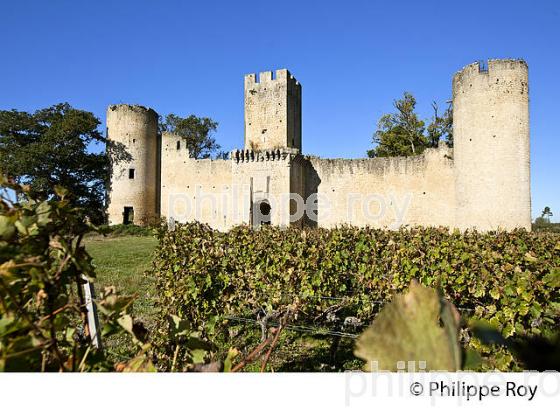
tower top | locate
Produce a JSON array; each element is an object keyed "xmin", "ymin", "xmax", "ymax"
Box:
[
  {"xmin": 452, "ymin": 59, "xmax": 528, "ymax": 91},
  {"xmin": 107, "ymin": 104, "xmax": 158, "ymax": 118},
  {"xmin": 244, "ymin": 68, "xmax": 302, "ymax": 152},
  {"xmin": 244, "ymin": 69, "xmax": 300, "ymax": 86}
]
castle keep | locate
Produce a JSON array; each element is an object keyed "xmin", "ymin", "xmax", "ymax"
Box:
[{"xmin": 107, "ymin": 59, "xmax": 531, "ymax": 231}]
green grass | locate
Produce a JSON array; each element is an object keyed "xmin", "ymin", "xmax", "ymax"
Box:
[
  {"xmin": 85, "ymin": 235, "xmax": 158, "ymax": 323},
  {"xmin": 85, "ymin": 235, "xmax": 159, "ymax": 361}
]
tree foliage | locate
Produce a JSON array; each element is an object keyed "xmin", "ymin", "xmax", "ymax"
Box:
[
  {"xmin": 535, "ymin": 207, "xmax": 555, "ymax": 229},
  {"xmin": 0, "ymin": 103, "xmax": 115, "ymax": 224},
  {"xmin": 542, "ymin": 207, "xmax": 553, "ymax": 220},
  {"xmin": 368, "ymin": 92, "xmax": 452, "ymax": 158},
  {"xmin": 159, "ymin": 114, "xmax": 223, "ymax": 159}
]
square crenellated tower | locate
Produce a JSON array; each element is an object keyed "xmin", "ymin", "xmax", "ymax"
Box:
[{"xmin": 244, "ymin": 69, "xmax": 301, "ymax": 152}]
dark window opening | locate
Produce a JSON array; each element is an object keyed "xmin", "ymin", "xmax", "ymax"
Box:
[
  {"xmin": 176, "ymin": 140, "xmax": 181, "ymax": 150},
  {"xmin": 253, "ymin": 200, "xmax": 271, "ymax": 228},
  {"xmin": 129, "ymin": 168, "xmax": 135, "ymax": 179},
  {"xmin": 123, "ymin": 207, "xmax": 134, "ymax": 225},
  {"xmin": 259, "ymin": 201, "xmax": 271, "ymax": 217}
]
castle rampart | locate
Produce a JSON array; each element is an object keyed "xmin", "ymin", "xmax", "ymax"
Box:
[
  {"xmin": 107, "ymin": 59, "xmax": 531, "ymax": 232},
  {"xmin": 299, "ymin": 145, "xmax": 455, "ymax": 228}
]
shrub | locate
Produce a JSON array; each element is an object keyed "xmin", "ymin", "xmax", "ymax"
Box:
[
  {"xmin": 96, "ymin": 224, "xmax": 155, "ymax": 237},
  {"xmin": 533, "ymin": 222, "xmax": 560, "ymax": 234},
  {"xmin": 150, "ymin": 222, "xmax": 560, "ymax": 371},
  {"xmin": 0, "ymin": 177, "xmax": 153, "ymax": 371}
]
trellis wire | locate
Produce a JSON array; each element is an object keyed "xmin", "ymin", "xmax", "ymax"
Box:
[{"xmin": 224, "ymin": 315, "xmax": 359, "ymax": 339}]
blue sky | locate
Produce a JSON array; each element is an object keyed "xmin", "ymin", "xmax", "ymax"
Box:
[{"xmin": 0, "ymin": 0, "xmax": 558, "ymax": 221}]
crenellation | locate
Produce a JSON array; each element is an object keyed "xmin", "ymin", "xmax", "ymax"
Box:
[
  {"xmin": 453, "ymin": 59, "xmax": 528, "ymax": 93},
  {"xmin": 276, "ymin": 69, "xmax": 288, "ymax": 80},
  {"xmin": 244, "ymin": 73, "xmax": 257, "ymax": 86},
  {"xmin": 245, "ymin": 69, "xmax": 297, "ymax": 84},
  {"xmin": 231, "ymin": 147, "xmax": 298, "ymax": 163},
  {"xmin": 259, "ymin": 71, "xmax": 273, "ymax": 83}
]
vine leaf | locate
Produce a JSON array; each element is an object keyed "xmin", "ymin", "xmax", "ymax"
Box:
[
  {"xmin": 223, "ymin": 348, "xmax": 239, "ymax": 372},
  {"xmin": 354, "ymin": 280, "xmax": 462, "ymax": 371}
]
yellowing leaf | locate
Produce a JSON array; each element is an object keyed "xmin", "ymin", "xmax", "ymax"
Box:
[
  {"xmin": 354, "ymin": 281, "xmax": 461, "ymax": 371},
  {"xmin": 489, "ymin": 288, "xmax": 501, "ymax": 300},
  {"xmin": 524, "ymin": 252, "xmax": 538, "ymax": 263}
]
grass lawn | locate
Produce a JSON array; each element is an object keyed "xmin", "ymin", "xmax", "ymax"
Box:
[{"xmin": 85, "ymin": 235, "xmax": 159, "ymax": 346}]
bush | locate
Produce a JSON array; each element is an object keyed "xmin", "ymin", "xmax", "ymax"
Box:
[
  {"xmin": 150, "ymin": 222, "xmax": 560, "ymax": 371},
  {"xmin": 533, "ymin": 221, "xmax": 560, "ymax": 234},
  {"xmin": 96, "ymin": 224, "xmax": 155, "ymax": 237},
  {"xmin": 0, "ymin": 178, "xmax": 153, "ymax": 371}
]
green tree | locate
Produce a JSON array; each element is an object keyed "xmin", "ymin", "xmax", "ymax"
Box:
[
  {"xmin": 541, "ymin": 206, "xmax": 553, "ymax": 222},
  {"xmin": 0, "ymin": 103, "xmax": 117, "ymax": 224},
  {"xmin": 427, "ymin": 101, "xmax": 453, "ymax": 147},
  {"xmin": 367, "ymin": 92, "xmax": 452, "ymax": 158},
  {"xmin": 159, "ymin": 114, "xmax": 223, "ymax": 159}
]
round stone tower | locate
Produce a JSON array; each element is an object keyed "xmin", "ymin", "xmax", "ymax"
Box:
[
  {"xmin": 106, "ymin": 104, "xmax": 159, "ymax": 226},
  {"xmin": 452, "ymin": 59, "xmax": 531, "ymax": 231}
]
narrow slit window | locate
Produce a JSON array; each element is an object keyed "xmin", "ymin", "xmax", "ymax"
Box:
[
  {"xmin": 129, "ymin": 168, "xmax": 135, "ymax": 179},
  {"xmin": 176, "ymin": 140, "xmax": 181, "ymax": 150}
]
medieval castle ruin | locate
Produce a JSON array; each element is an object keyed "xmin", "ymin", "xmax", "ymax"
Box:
[{"xmin": 107, "ymin": 59, "xmax": 531, "ymax": 231}]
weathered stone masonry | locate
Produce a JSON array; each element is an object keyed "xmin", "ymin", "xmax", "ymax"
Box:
[{"xmin": 107, "ymin": 60, "xmax": 531, "ymax": 231}]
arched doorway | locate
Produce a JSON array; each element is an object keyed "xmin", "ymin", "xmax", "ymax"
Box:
[{"xmin": 252, "ymin": 199, "xmax": 271, "ymax": 227}]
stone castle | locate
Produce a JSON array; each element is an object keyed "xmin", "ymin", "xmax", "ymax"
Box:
[{"xmin": 107, "ymin": 59, "xmax": 531, "ymax": 231}]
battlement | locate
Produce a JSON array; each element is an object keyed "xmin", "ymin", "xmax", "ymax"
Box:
[
  {"xmin": 453, "ymin": 59, "xmax": 528, "ymax": 88},
  {"xmin": 304, "ymin": 145, "xmax": 452, "ymax": 176},
  {"xmin": 162, "ymin": 131, "xmax": 180, "ymax": 138},
  {"xmin": 231, "ymin": 147, "xmax": 300, "ymax": 164},
  {"xmin": 244, "ymin": 69, "xmax": 300, "ymax": 86}
]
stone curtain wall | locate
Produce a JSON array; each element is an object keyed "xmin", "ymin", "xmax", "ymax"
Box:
[
  {"xmin": 300, "ymin": 145, "xmax": 456, "ymax": 229},
  {"xmin": 160, "ymin": 132, "xmax": 234, "ymax": 230},
  {"xmin": 160, "ymin": 137, "xmax": 298, "ymax": 231}
]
